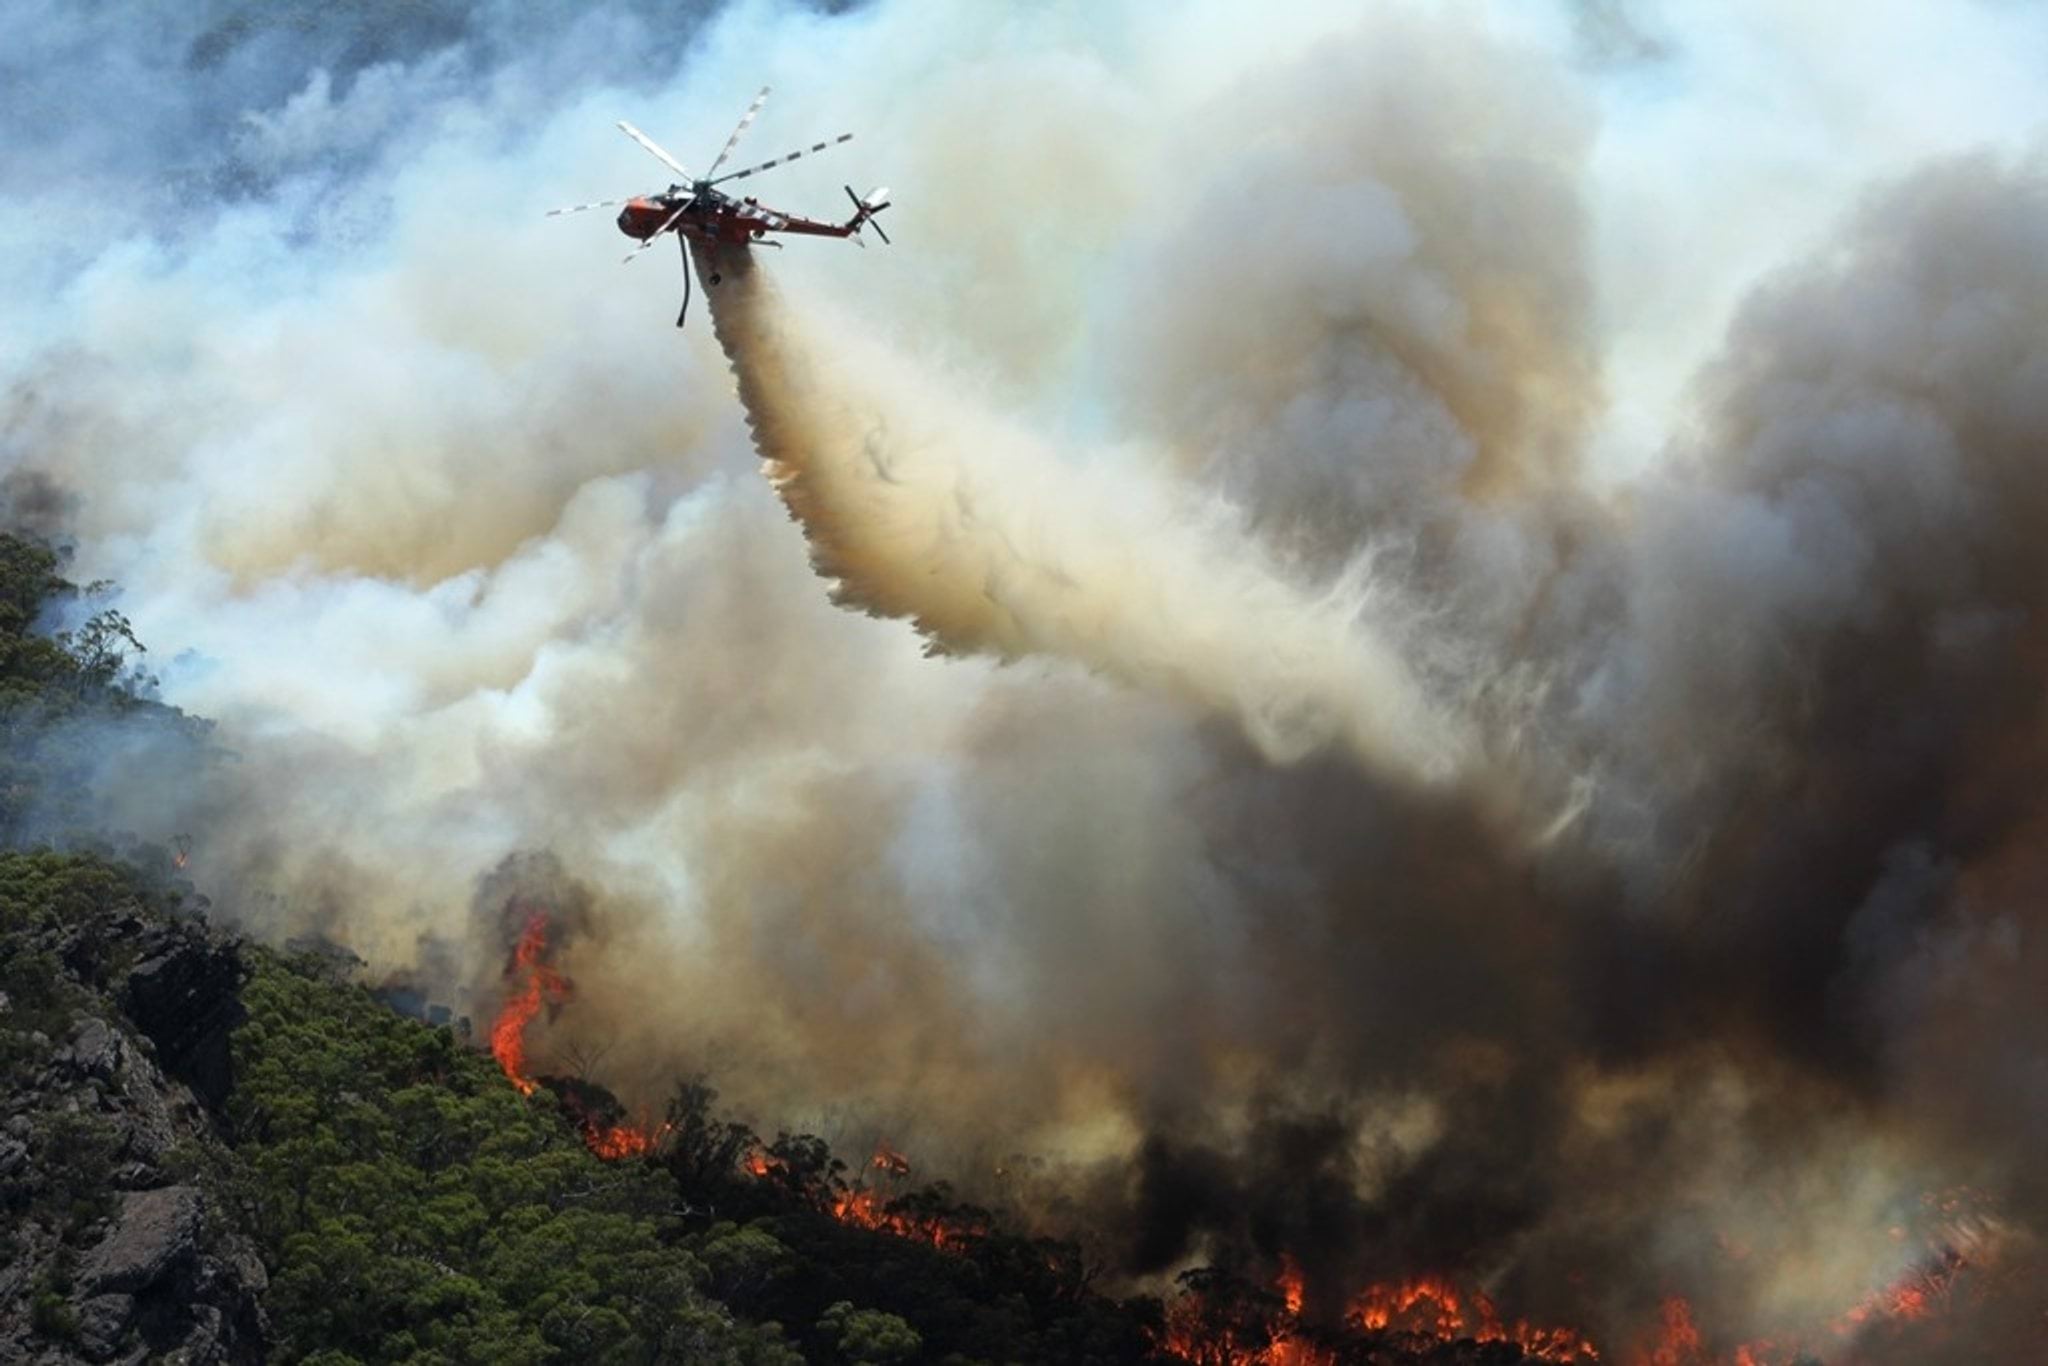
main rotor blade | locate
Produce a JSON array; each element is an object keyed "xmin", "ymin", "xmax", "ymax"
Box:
[
  {"xmin": 710, "ymin": 133, "xmax": 853, "ymax": 185},
  {"xmin": 544, "ymin": 197, "xmax": 632, "ymax": 217},
  {"xmin": 705, "ymin": 85, "xmax": 771, "ymax": 179},
  {"xmin": 616, "ymin": 120, "xmax": 693, "ymax": 182},
  {"xmin": 621, "ymin": 200, "xmax": 692, "ymax": 263}
]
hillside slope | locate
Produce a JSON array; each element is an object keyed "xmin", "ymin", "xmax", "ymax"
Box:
[{"xmin": 0, "ymin": 532, "xmax": 1587, "ymax": 1365}]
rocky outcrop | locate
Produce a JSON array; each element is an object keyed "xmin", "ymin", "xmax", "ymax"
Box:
[
  {"xmin": 59, "ymin": 1185, "xmax": 266, "ymax": 1364},
  {"xmin": 79, "ymin": 1186, "xmax": 203, "ymax": 1295},
  {"xmin": 120, "ymin": 926, "xmax": 245, "ymax": 1112},
  {"xmin": 0, "ymin": 871, "xmax": 266, "ymax": 1366}
]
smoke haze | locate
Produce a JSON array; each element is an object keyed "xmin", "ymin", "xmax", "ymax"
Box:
[{"xmin": 6, "ymin": 0, "xmax": 2048, "ymax": 1355}]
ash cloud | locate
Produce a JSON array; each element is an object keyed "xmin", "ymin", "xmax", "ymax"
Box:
[{"xmin": 6, "ymin": 0, "xmax": 2048, "ymax": 1355}]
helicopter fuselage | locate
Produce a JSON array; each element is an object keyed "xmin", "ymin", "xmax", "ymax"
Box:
[
  {"xmin": 617, "ymin": 185, "xmax": 860, "ymax": 246},
  {"xmin": 617, "ymin": 187, "xmax": 743, "ymax": 245}
]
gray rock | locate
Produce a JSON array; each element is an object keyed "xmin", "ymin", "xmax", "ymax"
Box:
[
  {"xmin": 60, "ymin": 1018, "xmax": 122, "ymax": 1080},
  {"xmin": 0, "ymin": 1136, "xmax": 26, "ymax": 1177},
  {"xmin": 73, "ymin": 1293, "xmax": 135, "ymax": 1362},
  {"xmin": 79, "ymin": 1186, "xmax": 202, "ymax": 1294},
  {"xmin": 109, "ymin": 1062, "xmax": 181, "ymax": 1172},
  {"xmin": 229, "ymin": 1244, "xmax": 268, "ymax": 1298},
  {"xmin": 179, "ymin": 1304, "xmax": 226, "ymax": 1356},
  {"xmin": 0, "ymin": 1246, "xmax": 29, "ymax": 1303}
]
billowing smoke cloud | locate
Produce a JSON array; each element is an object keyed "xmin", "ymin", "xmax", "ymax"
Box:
[{"xmin": 6, "ymin": 0, "xmax": 2048, "ymax": 1356}]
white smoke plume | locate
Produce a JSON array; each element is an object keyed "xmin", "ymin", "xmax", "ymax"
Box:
[{"xmin": 6, "ymin": 0, "xmax": 2048, "ymax": 1355}]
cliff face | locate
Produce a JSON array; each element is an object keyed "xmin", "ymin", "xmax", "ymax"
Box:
[{"xmin": 0, "ymin": 857, "xmax": 268, "ymax": 1365}]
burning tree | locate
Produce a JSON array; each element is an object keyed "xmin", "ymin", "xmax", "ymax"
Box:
[{"xmin": 1157, "ymin": 1267, "xmax": 1303, "ymax": 1366}]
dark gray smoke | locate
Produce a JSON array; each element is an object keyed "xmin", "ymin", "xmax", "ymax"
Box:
[{"xmin": 698, "ymin": 126, "xmax": 2048, "ymax": 1358}]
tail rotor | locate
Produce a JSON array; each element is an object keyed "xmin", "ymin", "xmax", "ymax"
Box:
[{"xmin": 844, "ymin": 185, "xmax": 892, "ymax": 244}]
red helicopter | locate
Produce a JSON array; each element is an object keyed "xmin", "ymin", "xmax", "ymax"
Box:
[{"xmin": 547, "ymin": 86, "xmax": 891, "ymax": 327}]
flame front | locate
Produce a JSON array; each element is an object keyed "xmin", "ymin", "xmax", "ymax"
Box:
[
  {"xmin": 829, "ymin": 1186, "xmax": 985, "ymax": 1251},
  {"xmin": 489, "ymin": 911, "xmax": 567, "ymax": 1096},
  {"xmin": 736, "ymin": 1142, "xmax": 986, "ymax": 1251},
  {"xmin": 487, "ymin": 911, "xmax": 666, "ymax": 1160},
  {"xmin": 1157, "ymin": 1265, "xmax": 1597, "ymax": 1366},
  {"xmin": 483, "ymin": 918, "xmax": 2013, "ymax": 1354},
  {"xmin": 1277, "ymin": 1255, "xmax": 1304, "ymax": 1317},
  {"xmin": 584, "ymin": 1120, "xmax": 668, "ymax": 1160},
  {"xmin": 1347, "ymin": 1277, "xmax": 1597, "ymax": 1361},
  {"xmin": 1627, "ymin": 1298, "xmax": 1703, "ymax": 1366}
]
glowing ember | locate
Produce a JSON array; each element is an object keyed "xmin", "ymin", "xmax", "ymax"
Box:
[
  {"xmin": 489, "ymin": 911, "xmax": 568, "ymax": 1097},
  {"xmin": 871, "ymin": 1143, "xmax": 911, "ymax": 1177}
]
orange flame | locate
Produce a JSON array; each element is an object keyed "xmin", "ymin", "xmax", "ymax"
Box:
[
  {"xmin": 1620, "ymin": 1197, "xmax": 1995, "ymax": 1366},
  {"xmin": 1157, "ymin": 1261, "xmax": 1598, "ymax": 1366},
  {"xmin": 1348, "ymin": 1276, "xmax": 1598, "ymax": 1361},
  {"xmin": 1276, "ymin": 1254, "xmax": 1305, "ymax": 1317},
  {"xmin": 1628, "ymin": 1297, "xmax": 1705, "ymax": 1366},
  {"xmin": 486, "ymin": 917, "xmax": 2006, "ymax": 1359},
  {"xmin": 487, "ymin": 912, "xmax": 663, "ymax": 1160},
  {"xmin": 1154, "ymin": 1272, "xmax": 1331, "ymax": 1366},
  {"xmin": 829, "ymin": 1185, "xmax": 985, "ymax": 1251},
  {"xmin": 583, "ymin": 1118, "xmax": 670, "ymax": 1160},
  {"xmin": 734, "ymin": 1142, "xmax": 981, "ymax": 1250},
  {"xmin": 586, "ymin": 1124, "xmax": 654, "ymax": 1159},
  {"xmin": 489, "ymin": 912, "xmax": 568, "ymax": 1096},
  {"xmin": 1828, "ymin": 1244, "xmax": 1961, "ymax": 1338}
]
